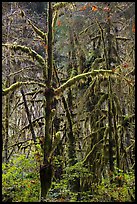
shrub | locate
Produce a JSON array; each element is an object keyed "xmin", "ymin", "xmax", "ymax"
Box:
[{"xmin": 2, "ymin": 153, "xmax": 40, "ymax": 202}]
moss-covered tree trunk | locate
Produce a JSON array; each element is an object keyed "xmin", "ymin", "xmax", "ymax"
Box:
[
  {"xmin": 40, "ymin": 2, "xmax": 53, "ymax": 201},
  {"xmin": 4, "ymin": 77, "xmax": 10, "ymax": 163},
  {"xmin": 66, "ymin": 25, "xmax": 78, "ymax": 166},
  {"xmin": 105, "ymin": 4, "xmax": 114, "ymax": 183},
  {"xmin": 108, "ymin": 77, "xmax": 114, "ymax": 182}
]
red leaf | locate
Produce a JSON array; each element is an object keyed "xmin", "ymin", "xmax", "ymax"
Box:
[
  {"xmin": 57, "ymin": 20, "xmax": 61, "ymax": 26},
  {"xmin": 122, "ymin": 63, "xmax": 129, "ymax": 68},
  {"xmin": 83, "ymin": 5, "xmax": 87, "ymax": 10},
  {"xmin": 79, "ymin": 5, "xmax": 87, "ymax": 11},
  {"xmin": 92, "ymin": 5, "xmax": 98, "ymax": 11},
  {"xmin": 103, "ymin": 6, "xmax": 110, "ymax": 12},
  {"xmin": 132, "ymin": 23, "xmax": 135, "ymax": 33}
]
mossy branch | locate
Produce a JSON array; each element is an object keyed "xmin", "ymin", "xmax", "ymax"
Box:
[
  {"xmin": 79, "ymin": 24, "xmax": 94, "ymax": 35},
  {"xmin": 3, "ymin": 44, "xmax": 46, "ymax": 66},
  {"xmin": 52, "ymin": 2, "xmax": 73, "ymax": 12},
  {"xmin": 2, "ymin": 81, "xmax": 46, "ymax": 96},
  {"xmin": 116, "ymin": 37, "xmax": 131, "ymax": 41},
  {"xmin": 82, "ymin": 138, "xmax": 104, "ymax": 164},
  {"xmin": 28, "ymin": 19, "xmax": 47, "ymax": 43},
  {"xmin": 89, "ymin": 35, "xmax": 101, "ymax": 41},
  {"xmin": 96, "ymin": 93, "xmax": 109, "ymax": 108},
  {"xmin": 95, "ymin": 18, "xmax": 108, "ymax": 69},
  {"xmin": 19, "ymin": 10, "xmax": 47, "ymax": 43},
  {"xmin": 54, "ymin": 69, "xmax": 114, "ymax": 96}
]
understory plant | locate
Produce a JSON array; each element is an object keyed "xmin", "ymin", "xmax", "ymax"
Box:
[
  {"xmin": 47, "ymin": 162, "xmax": 135, "ymax": 202},
  {"xmin": 2, "ymin": 153, "xmax": 40, "ymax": 202}
]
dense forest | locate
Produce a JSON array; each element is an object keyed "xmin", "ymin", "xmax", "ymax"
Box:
[{"xmin": 2, "ymin": 2, "xmax": 135, "ymax": 202}]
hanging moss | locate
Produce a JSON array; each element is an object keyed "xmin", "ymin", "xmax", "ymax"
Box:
[
  {"xmin": 96, "ymin": 93, "xmax": 108, "ymax": 108},
  {"xmin": 83, "ymin": 138, "xmax": 104, "ymax": 164},
  {"xmin": 112, "ymin": 93, "xmax": 122, "ymax": 114}
]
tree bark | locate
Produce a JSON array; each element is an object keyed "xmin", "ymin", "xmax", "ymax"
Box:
[
  {"xmin": 4, "ymin": 78, "xmax": 10, "ymax": 163},
  {"xmin": 108, "ymin": 77, "xmax": 114, "ymax": 183},
  {"xmin": 40, "ymin": 162, "xmax": 53, "ymax": 201},
  {"xmin": 40, "ymin": 2, "xmax": 53, "ymax": 201}
]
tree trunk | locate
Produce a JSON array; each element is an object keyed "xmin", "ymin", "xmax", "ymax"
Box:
[
  {"xmin": 40, "ymin": 161, "xmax": 53, "ymax": 201},
  {"xmin": 108, "ymin": 77, "xmax": 114, "ymax": 183},
  {"xmin": 40, "ymin": 2, "xmax": 53, "ymax": 201},
  {"xmin": 4, "ymin": 78, "xmax": 10, "ymax": 163}
]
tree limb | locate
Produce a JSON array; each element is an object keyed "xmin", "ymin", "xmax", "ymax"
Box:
[
  {"xmin": 28, "ymin": 19, "xmax": 47, "ymax": 43},
  {"xmin": 20, "ymin": 88, "xmax": 37, "ymax": 143},
  {"xmin": 8, "ymin": 139, "xmax": 33, "ymax": 149},
  {"xmin": 116, "ymin": 37, "xmax": 131, "ymax": 41},
  {"xmin": 21, "ymin": 116, "xmax": 44, "ymax": 131},
  {"xmin": 52, "ymin": 2, "xmax": 73, "ymax": 12},
  {"xmin": 2, "ymin": 81, "xmax": 46, "ymax": 96},
  {"xmin": 2, "ymin": 43, "xmax": 46, "ymax": 66},
  {"xmin": 54, "ymin": 69, "xmax": 114, "ymax": 96}
]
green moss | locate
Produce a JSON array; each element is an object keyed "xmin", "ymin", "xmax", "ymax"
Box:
[
  {"xmin": 3, "ymin": 44, "xmax": 46, "ymax": 66},
  {"xmin": 2, "ymin": 81, "xmax": 46, "ymax": 96},
  {"xmin": 55, "ymin": 69, "xmax": 114, "ymax": 96},
  {"xmin": 28, "ymin": 19, "xmax": 47, "ymax": 42}
]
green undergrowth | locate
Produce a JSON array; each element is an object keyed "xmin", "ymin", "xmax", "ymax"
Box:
[
  {"xmin": 47, "ymin": 162, "xmax": 135, "ymax": 202},
  {"xmin": 2, "ymin": 154, "xmax": 40, "ymax": 202},
  {"xmin": 2, "ymin": 155, "xmax": 135, "ymax": 202}
]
